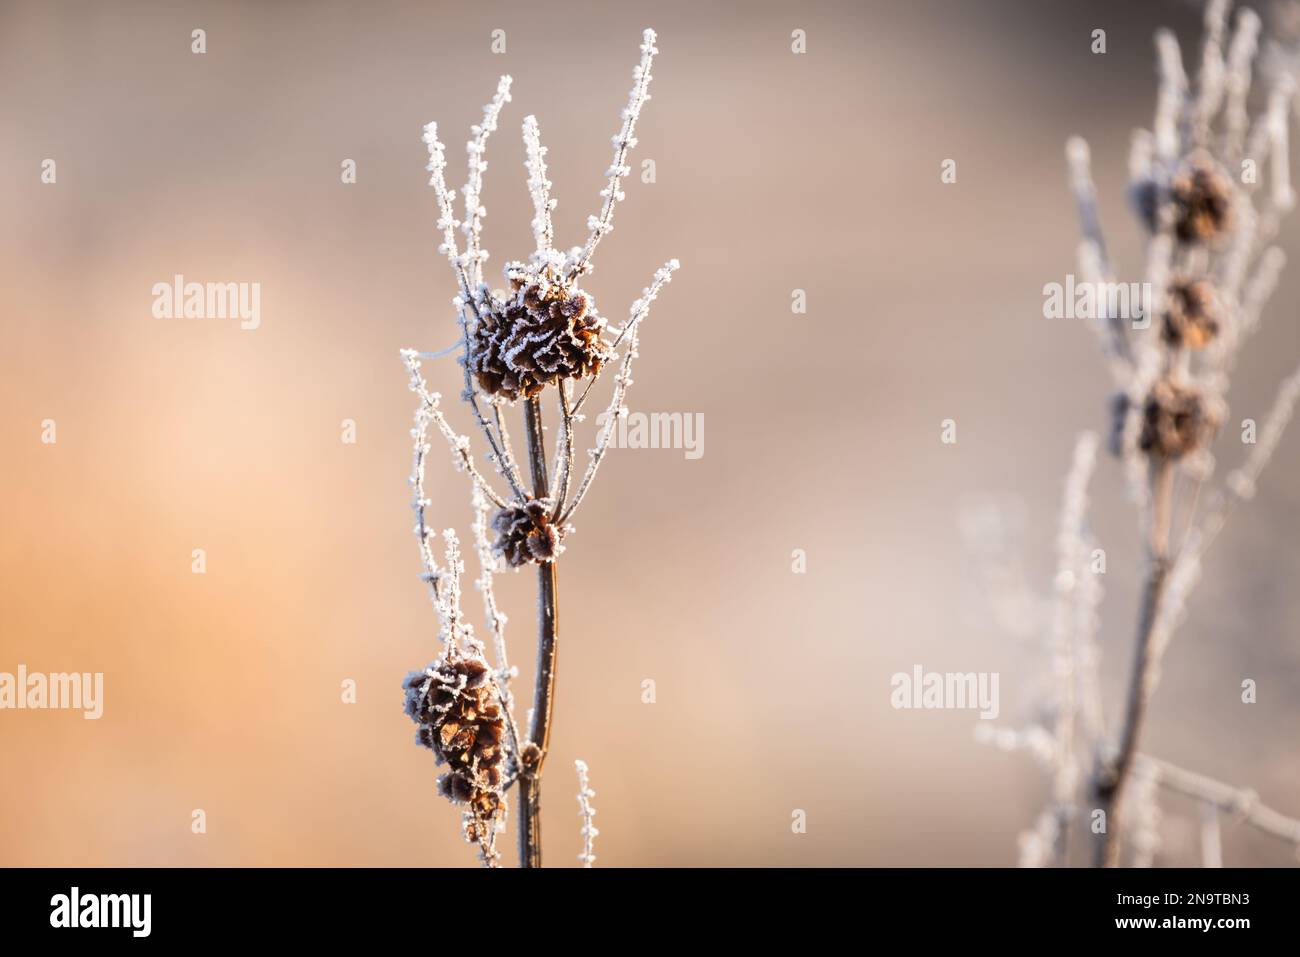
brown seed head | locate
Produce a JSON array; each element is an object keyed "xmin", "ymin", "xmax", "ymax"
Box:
[
  {"xmin": 403, "ymin": 654, "xmax": 508, "ymax": 844},
  {"xmin": 1170, "ymin": 159, "xmax": 1233, "ymax": 243},
  {"xmin": 1137, "ymin": 380, "xmax": 1220, "ymax": 459},
  {"xmin": 1162, "ymin": 278, "xmax": 1220, "ymax": 349},
  {"xmin": 468, "ymin": 270, "xmax": 613, "ymax": 401},
  {"xmin": 492, "ymin": 500, "xmax": 565, "ymax": 567}
]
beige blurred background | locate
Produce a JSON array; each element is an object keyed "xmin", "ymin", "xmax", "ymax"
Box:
[{"xmin": 1, "ymin": 0, "xmax": 1297, "ymax": 867}]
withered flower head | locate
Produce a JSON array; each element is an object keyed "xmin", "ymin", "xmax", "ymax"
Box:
[
  {"xmin": 468, "ymin": 267, "xmax": 613, "ymax": 401},
  {"xmin": 1136, "ymin": 380, "xmax": 1221, "ymax": 459},
  {"xmin": 1162, "ymin": 278, "xmax": 1220, "ymax": 349},
  {"xmin": 492, "ymin": 499, "xmax": 564, "ymax": 567},
  {"xmin": 403, "ymin": 655, "xmax": 507, "ymax": 845},
  {"xmin": 1169, "ymin": 158, "xmax": 1233, "ymax": 243}
]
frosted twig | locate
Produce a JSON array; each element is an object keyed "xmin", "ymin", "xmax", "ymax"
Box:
[
  {"xmin": 1139, "ymin": 755, "xmax": 1300, "ymax": 854},
  {"xmin": 425, "ymin": 95, "xmax": 530, "ymax": 503},
  {"xmin": 560, "ymin": 259, "xmax": 677, "ymax": 523},
  {"xmin": 1182, "ymin": 363, "xmax": 1300, "ymax": 561},
  {"xmin": 1220, "ymin": 8, "xmax": 1261, "ymax": 163},
  {"xmin": 1155, "ymin": 29, "xmax": 1188, "ymax": 165},
  {"xmin": 1127, "ymin": 760, "xmax": 1163, "ymax": 867},
  {"xmin": 1066, "ymin": 139, "xmax": 1133, "ymax": 372},
  {"xmin": 471, "ymin": 483, "xmax": 513, "ymax": 685},
  {"xmin": 1192, "ymin": 0, "xmax": 1230, "ymax": 146},
  {"xmin": 523, "ymin": 115, "xmax": 556, "ymax": 263},
  {"xmin": 550, "ymin": 379, "xmax": 576, "ymax": 522},
  {"xmin": 422, "ymin": 123, "xmax": 473, "ymax": 300},
  {"xmin": 1236, "ymin": 245, "xmax": 1286, "ymax": 344},
  {"xmin": 1200, "ymin": 801, "xmax": 1224, "ymax": 868},
  {"xmin": 406, "ymin": 368, "xmax": 451, "ymax": 636},
  {"xmin": 1046, "ymin": 431, "xmax": 1100, "ymax": 864},
  {"xmin": 402, "ymin": 349, "xmax": 508, "ymax": 510},
  {"xmin": 569, "ymin": 29, "xmax": 658, "ymax": 278},
  {"xmin": 574, "ymin": 759, "xmax": 598, "ymax": 867},
  {"xmin": 440, "ymin": 529, "xmax": 474, "ymax": 653},
  {"xmin": 462, "ymin": 76, "xmax": 514, "ymax": 288},
  {"xmin": 1267, "ymin": 77, "xmax": 1296, "ymax": 214},
  {"xmin": 455, "ymin": 303, "xmax": 530, "ymax": 503}
]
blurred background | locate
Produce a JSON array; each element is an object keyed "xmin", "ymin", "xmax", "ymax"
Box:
[{"xmin": 1, "ymin": 0, "xmax": 1297, "ymax": 867}]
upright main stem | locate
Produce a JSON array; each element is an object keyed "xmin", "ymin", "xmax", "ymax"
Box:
[
  {"xmin": 518, "ymin": 396, "xmax": 559, "ymax": 868},
  {"xmin": 1094, "ymin": 459, "xmax": 1174, "ymax": 867}
]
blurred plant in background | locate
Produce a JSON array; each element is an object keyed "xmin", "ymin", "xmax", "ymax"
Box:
[{"xmin": 977, "ymin": 0, "xmax": 1300, "ymax": 867}]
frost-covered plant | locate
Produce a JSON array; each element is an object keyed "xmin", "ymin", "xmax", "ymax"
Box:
[
  {"xmin": 976, "ymin": 0, "xmax": 1300, "ymax": 867},
  {"xmin": 400, "ymin": 28, "xmax": 677, "ymax": 868}
]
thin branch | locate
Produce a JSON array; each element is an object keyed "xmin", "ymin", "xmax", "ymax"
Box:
[
  {"xmin": 1196, "ymin": 361, "xmax": 1300, "ymax": 554},
  {"xmin": 401, "ymin": 349, "xmax": 508, "ymax": 510},
  {"xmin": 1140, "ymin": 755, "xmax": 1300, "ymax": 852},
  {"xmin": 463, "ymin": 76, "xmax": 514, "ymax": 288},
  {"xmin": 574, "ymin": 760, "xmax": 598, "ymax": 867},
  {"xmin": 561, "ymin": 259, "xmax": 678, "ymax": 524},
  {"xmin": 1066, "ymin": 137, "xmax": 1132, "ymax": 374},
  {"xmin": 422, "ymin": 122, "xmax": 474, "ymax": 302},
  {"xmin": 551, "ymin": 379, "xmax": 576, "ymax": 522},
  {"xmin": 1219, "ymin": 8, "xmax": 1261, "ymax": 164},
  {"xmin": 471, "ymin": 483, "xmax": 513, "ymax": 687},
  {"xmin": 456, "ymin": 305, "xmax": 530, "ymax": 503},
  {"xmin": 424, "ymin": 113, "xmax": 529, "ymax": 501},
  {"xmin": 1046, "ymin": 431, "xmax": 1100, "ymax": 865},
  {"xmin": 568, "ymin": 29, "xmax": 659, "ymax": 278},
  {"xmin": 1200, "ymin": 800, "xmax": 1224, "ymax": 868},
  {"xmin": 523, "ymin": 114, "xmax": 557, "ymax": 265}
]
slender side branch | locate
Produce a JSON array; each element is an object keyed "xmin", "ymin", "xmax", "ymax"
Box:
[
  {"xmin": 551, "ymin": 380, "xmax": 576, "ymax": 521},
  {"xmin": 561, "ymin": 259, "xmax": 678, "ymax": 523},
  {"xmin": 523, "ymin": 115, "xmax": 557, "ymax": 265},
  {"xmin": 402, "ymin": 349, "xmax": 508, "ymax": 509},
  {"xmin": 575, "ymin": 760, "xmax": 598, "ymax": 867},
  {"xmin": 1141, "ymin": 755, "xmax": 1300, "ymax": 852},
  {"xmin": 569, "ymin": 29, "xmax": 659, "ymax": 278},
  {"xmin": 463, "ymin": 76, "xmax": 514, "ymax": 288}
]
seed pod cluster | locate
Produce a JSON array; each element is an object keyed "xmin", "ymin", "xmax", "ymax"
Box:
[
  {"xmin": 492, "ymin": 499, "xmax": 564, "ymax": 567},
  {"xmin": 403, "ymin": 655, "xmax": 508, "ymax": 846},
  {"xmin": 468, "ymin": 269, "xmax": 613, "ymax": 401}
]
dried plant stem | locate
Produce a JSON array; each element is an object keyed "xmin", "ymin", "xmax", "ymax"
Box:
[
  {"xmin": 518, "ymin": 396, "xmax": 560, "ymax": 868},
  {"xmin": 1141, "ymin": 755, "xmax": 1300, "ymax": 849},
  {"xmin": 1096, "ymin": 459, "xmax": 1175, "ymax": 867}
]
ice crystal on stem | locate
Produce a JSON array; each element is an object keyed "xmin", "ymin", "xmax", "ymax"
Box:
[{"xmin": 574, "ymin": 760, "xmax": 598, "ymax": 868}]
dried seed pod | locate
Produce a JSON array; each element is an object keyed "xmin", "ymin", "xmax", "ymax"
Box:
[
  {"xmin": 403, "ymin": 655, "xmax": 508, "ymax": 846},
  {"xmin": 1162, "ymin": 278, "xmax": 1220, "ymax": 349},
  {"xmin": 468, "ymin": 270, "xmax": 613, "ymax": 401},
  {"xmin": 1137, "ymin": 380, "xmax": 1221, "ymax": 459},
  {"xmin": 1169, "ymin": 158, "xmax": 1233, "ymax": 243},
  {"xmin": 492, "ymin": 499, "xmax": 564, "ymax": 567}
]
